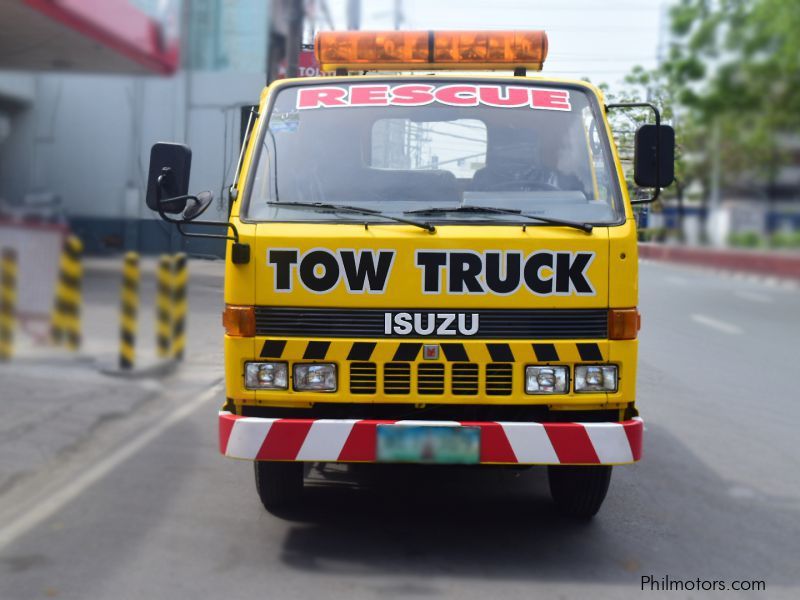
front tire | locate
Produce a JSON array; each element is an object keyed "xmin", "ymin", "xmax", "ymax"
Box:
[
  {"xmin": 548, "ymin": 465, "xmax": 612, "ymax": 519},
  {"xmin": 254, "ymin": 461, "xmax": 304, "ymax": 513}
]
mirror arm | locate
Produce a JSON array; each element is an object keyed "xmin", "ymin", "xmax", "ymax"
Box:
[
  {"xmin": 173, "ymin": 221, "xmax": 251, "ymax": 265},
  {"xmin": 174, "ymin": 220, "xmax": 239, "ymax": 243},
  {"xmin": 155, "ymin": 182, "xmax": 250, "ymax": 264},
  {"xmin": 174, "ymin": 221, "xmax": 250, "ymax": 264},
  {"xmin": 156, "ymin": 196, "xmax": 193, "ymax": 224},
  {"xmin": 606, "ymin": 102, "xmax": 662, "ymax": 205},
  {"xmin": 154, "ymin": 178, "xmax": 188, "ymax": 221}
]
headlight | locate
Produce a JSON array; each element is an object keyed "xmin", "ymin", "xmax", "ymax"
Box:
[
  {"xmin": 245, "ymin": 362, "xmax": 288, "ymax": 390},
  {"xmin": 574, "ymin": 365, "xmax": 618, "ymax": 392},
  {"xmin": 293, "ymin": 363, "xmax": 337, "ymax": 392},
  {"xmin": 525, "ymin": 366, "xmax": 568, "ymax": 394}
]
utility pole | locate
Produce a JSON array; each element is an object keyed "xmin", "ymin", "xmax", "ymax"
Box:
[
  {"xmin": 708, "ymin": 118, "xmax": 722, "ymax": 246},
  {"xmin": 267, "ymin": 0, "xmax": 304, "ymax": 84},
  {"xmin": 675, "ymin": 177, "xmax": 685, "ymax": 243},
  {"xmin": 266, "ymin": 1, "xmax": 283, "ymax": 84},
  {"xmin": 393, "ymin": 0, "xmax": 404, "ymax": 30},
  {"xmin": 347, "ymin": 0, "xmax": 360, "ymax": 30},
  {"xmin": 318, "ymin": 0, "xmax": 336, "ymax": 29},
  {"xmin": 285, "ymin": 0, "xmax": 304, "ymax": 79}
]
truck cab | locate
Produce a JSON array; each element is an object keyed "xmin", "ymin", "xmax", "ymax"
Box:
[{"xmin": 146, "ymin": 30, "xmax": 673, "ymax": 518}]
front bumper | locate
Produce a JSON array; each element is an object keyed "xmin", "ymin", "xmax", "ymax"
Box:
[{"xmin": 219, "ymin": 412, "xmax": 642, "ymax": 465}]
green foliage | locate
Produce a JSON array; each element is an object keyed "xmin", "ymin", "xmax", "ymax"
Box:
[
  {"xmin": 612, "ymin": 0, "xmax": 800, "ymax": 197},
  {"xmin": 768, "ymin": 231, "xmax": 800, "ymax": 249},
  {"xmin": 637, "ymin": 227, "xmax": 683, "ymax": 243},
  {"xmin": 727, "ymin": 231, "xmax": 763, "ymax": 248},
  {"xmin": 729, "ymin": 231, "xmax": 800, "ymax": 249}
]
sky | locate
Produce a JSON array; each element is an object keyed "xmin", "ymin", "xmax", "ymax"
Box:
[{"xmin": 324, "ymin": 0, "xmax": 673, "ymax": 94}]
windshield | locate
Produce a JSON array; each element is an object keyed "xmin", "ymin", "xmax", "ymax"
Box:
[{"xmin": 245, "ymin": 80, "xmax": 623, "ymax": 225}]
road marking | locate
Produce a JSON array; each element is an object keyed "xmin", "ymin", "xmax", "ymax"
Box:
[
  {"xmin": 691, "ymin": 314, "xmax": 743, "ymax": 335},
  {"xmin": 0, "ymin": 382, "xmax": 222, "ymax": 552},
  {"xmin": 734, "ymin": 290, "xmax": 773, "ymax": 304}
]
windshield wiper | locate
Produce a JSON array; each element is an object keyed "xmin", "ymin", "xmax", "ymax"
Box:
[
  {"xmin": 267, "ymin": 201, "xmax": 435, "ymax": 233},
  {"xmin": 404, "ymin": 205, "xmax": 592, "ymax": 233}
]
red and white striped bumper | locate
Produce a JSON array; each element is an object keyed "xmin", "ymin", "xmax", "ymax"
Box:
[{"xmin": 219, "ymin": 412, "xmax": 643, "ymax": 465}]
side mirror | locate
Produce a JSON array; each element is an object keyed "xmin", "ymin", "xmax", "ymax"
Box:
[
  {"xmin": 146, "ymin": 143, "xmax": 192, "ymax": 214},
  {"xmin": 634, "ymin": 124, "xmax": 675, "ymax": 188},
  {"xmin": 144, "ymin": 142, "xmax": 251, "ymax": 264}
]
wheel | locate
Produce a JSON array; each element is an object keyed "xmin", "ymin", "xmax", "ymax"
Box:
[
  {"xmin": 548, "ymin": 465, "xmax": 612, "ymax": 519},
  {"xmin": 254, "ymin": 461, "xmax": 304, "ymax": 513}
]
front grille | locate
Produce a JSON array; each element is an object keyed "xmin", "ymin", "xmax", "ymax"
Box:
[
  {"xmin": 486, "ymin": 363, "xmax": 513, "ymax": 396},
  {"xmin": 384, "ymin": 362, "xmax": 411, "ymax": 394},
  {"xmin": 254, "ymin": 307, "xmax": 608, "ymax": 339},
  {"xmin": 347, "ymin": 362, "xmax": 513, "ymax": 397},
  {"xmin": 452, "ymin": 363, "xmax": 479, "ymax": 396},
  {"xmin": 349, "ymin": 362, "xmax": 376, "ymax": 394},
  {"xmin": 417, "ymin": 363, "xmax": 445, "ymax": 395}
]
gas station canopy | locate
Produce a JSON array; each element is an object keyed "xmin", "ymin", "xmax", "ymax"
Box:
[{"xmin": 0, "ymin": 0, "xmax": 179, "ymax": 75}]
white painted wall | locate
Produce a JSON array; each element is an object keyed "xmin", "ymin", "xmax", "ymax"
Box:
[{"xmin": 0, "ymin": 70, "xmax": 265, "ymax": 222}]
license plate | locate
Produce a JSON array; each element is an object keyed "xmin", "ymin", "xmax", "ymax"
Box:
[{"xmin": 376, "ymin": 425, "xmax": 480, "ymax": 464}]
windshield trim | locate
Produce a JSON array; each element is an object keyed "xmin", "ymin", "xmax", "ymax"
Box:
[{"xmin": 240, "ymin": 77, "xmax": 625, "ymax": 228}]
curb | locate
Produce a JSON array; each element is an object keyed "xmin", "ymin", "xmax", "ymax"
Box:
[
  {"xmin": 99, "ymin": 359, "xmax": 180, "ymax": 379},
  {"xmin": 638, "ymin": 243, "xmax": 800, "ymax": 281}
]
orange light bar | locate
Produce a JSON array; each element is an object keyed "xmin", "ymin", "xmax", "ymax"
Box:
[
  {"xmin": 609, "ymin": 308, "xmax": 640, "ymax": 340},
  {"xmin": 223, "ymin": 305, "xmax": 255, "ymax": 337},
  {"xmin": 314, "ymin": 30, "xmax": 548, "ymax": 72}
]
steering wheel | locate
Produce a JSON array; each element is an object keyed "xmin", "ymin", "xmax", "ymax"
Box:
[
  {"xmin": 482, "ymin": 179, "xmax": 559, "ymax": 192},
  {"xmin": 479, "ymin": 164, "xmax": 560, "ymax": 192}
]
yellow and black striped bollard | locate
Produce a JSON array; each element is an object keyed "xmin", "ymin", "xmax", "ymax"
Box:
[
  {"xmin": 171, "ymin": 253, "xmax": 188, "ymax": 361},
  {"xmin": 50, "ymin": 235, "xmax": 84, "ymax": 350},
  {"xmin": 0, "ymin": 248, "xmax": 18, "ymax": 361},
  {"xmin": 119, "ymin": 252, "xmax": 140, "ymax": 370},
  {"xmin": 155, "ymin": 255, "xmax": 174, "ymax": 359}
]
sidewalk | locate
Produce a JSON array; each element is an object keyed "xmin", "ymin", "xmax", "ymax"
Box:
[
  {"xmin": 0, "ymin": 359, "xmax": 162, "ymax": 494},
  {"xmin": 638, "ymin": 243, "xmax": 800, "ymax": 281},
  {"xmin": 0, "ymin": 256, "xmax": 225, "ymax": 497}
]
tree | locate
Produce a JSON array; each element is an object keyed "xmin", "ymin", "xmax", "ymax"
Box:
[
  {"xmin": 653, "ymin": 0, "xmax": 800, "ymax": 187},
  {"xmin": 600, "ymin": 0, "xmax": 800, "ymax": 241}
]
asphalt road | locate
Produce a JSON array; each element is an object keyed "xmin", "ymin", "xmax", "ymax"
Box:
[{"xmin": 1, "ymin": 260, "xmax": 798, "ymax": 599}]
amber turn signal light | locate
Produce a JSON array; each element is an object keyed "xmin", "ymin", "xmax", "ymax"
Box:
[
  {"xmin": 223, "ymin": 305, "xmax": 256, "ymax": 337},
  {"xmin": 609, "ymin": 308, "xmax": 640, "ymax": 340}
]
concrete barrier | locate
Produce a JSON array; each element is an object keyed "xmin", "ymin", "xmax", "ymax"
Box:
[{"xmin": 638, "ymin": 243, "xmax": 800, "ymax": 280}]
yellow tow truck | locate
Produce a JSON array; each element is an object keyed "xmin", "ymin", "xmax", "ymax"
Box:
[{"xmin": 145, "ymin": 30, "xmax": 674, "ymax": 518}]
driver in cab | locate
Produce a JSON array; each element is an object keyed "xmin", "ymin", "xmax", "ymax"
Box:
[{"xmin": 470, "ymin": 121, "xmax": 585, "ymax": 195}]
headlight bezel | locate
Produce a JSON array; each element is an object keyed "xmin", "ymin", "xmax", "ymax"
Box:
[
  {"xmin": 293, "ymin": 362, "xmax": 338, "ymax": 392},
  {"xmin": 244, "ymin": 361, "xmax": 289, "ymax": 390},
  {"xmin": 574, "ymin": 364, "xmax": 619, "ymax": 393},
  {"xmin": 524, "ymin": 365, "xmax": 569, "ymax": 394}
]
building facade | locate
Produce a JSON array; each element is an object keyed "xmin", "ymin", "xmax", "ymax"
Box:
[{"xmin": 0, "ymin": 0, "xmax": 272, "ymax": 255}]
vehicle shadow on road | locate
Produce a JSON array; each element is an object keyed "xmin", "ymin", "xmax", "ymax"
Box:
[{"xmin": 274, "ymin": 422, "xmax": 800, "ymax": 586}]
